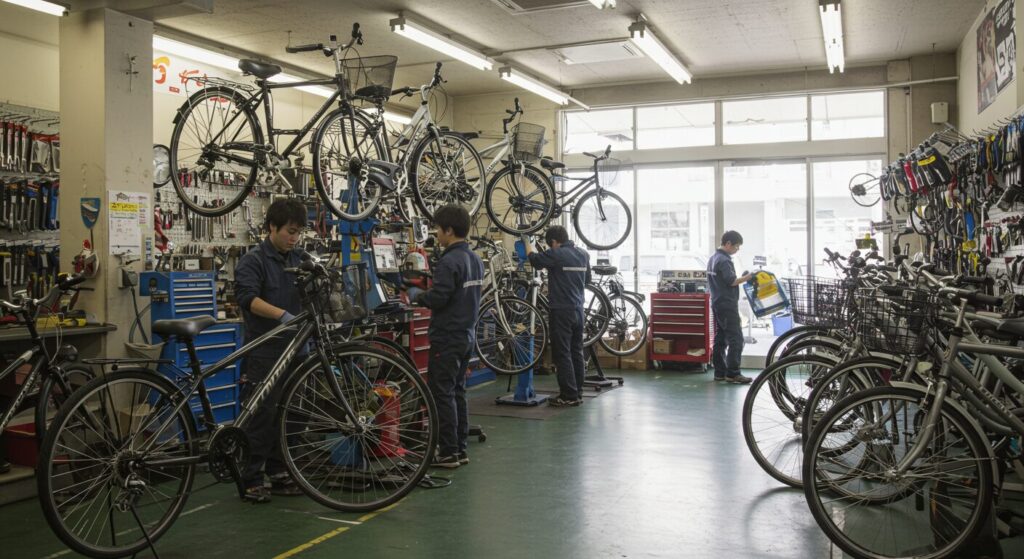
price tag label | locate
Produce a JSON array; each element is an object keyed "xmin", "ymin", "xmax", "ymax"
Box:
[{"xmin": 183, "ymin": 259, "xmax": 200, "ymax": 271}]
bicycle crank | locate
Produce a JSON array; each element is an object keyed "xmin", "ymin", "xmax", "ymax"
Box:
[{"xmin": 208, "ymin": 425, "xmax": 251, "ymax": 483}]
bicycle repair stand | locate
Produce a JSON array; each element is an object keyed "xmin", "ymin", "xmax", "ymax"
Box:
[
  {"xmin": 495, "ymin": 239, "xmax": 548, "ymax": 407},
  {"xmin": 584, "ymin": 344, "xmax": 623, "ymax": 391}
]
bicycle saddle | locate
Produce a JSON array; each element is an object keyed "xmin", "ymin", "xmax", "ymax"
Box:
[
  {"xmin": 592, "ymin": 265, "xmax": 617, "ymax": 276},
  {"xmin": 153, "ymin": 315, "xmax": 218, "ymax": 339},
  {"xmin": 238, "ymin": 59, "xmax": 282, "ymax": 80},
  {"xmin": 972, "ymin": 316, "xmax": 1024, "ymax": 340},
  {"xmin": 540, "ymin": 158, "xmax": 565, "ymax": 170}
]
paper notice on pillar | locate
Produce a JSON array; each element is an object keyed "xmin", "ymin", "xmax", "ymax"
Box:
[{"xmin": 108, "ymin": 191, "xmax": 148, "ymax": 258}]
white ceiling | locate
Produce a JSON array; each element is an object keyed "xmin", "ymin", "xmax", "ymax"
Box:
[{"xmin": 107, "ymin": 0, "xmax": 992, "ymax": 97}]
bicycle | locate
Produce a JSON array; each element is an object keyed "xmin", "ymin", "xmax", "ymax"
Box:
[
  {"xmin": 588, "ymin": 263, "xmax": 648, "ymax": 357},
  {"xmin": 0, "ymin": 273, "xmax": 94, "ymax": 452},
  {"xmin": 484, "ymin": 145, "xmax": 632, "ymax": 250},
  {"xmin": 36, "ymin": 259, "xmax": 437, "ymax": 558}
]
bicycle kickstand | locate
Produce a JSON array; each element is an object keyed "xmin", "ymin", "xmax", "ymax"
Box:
[{"xmin": 128, "ymin": 503, "xmax": 162, "ymax": 559}]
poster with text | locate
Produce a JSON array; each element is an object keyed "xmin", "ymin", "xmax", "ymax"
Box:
[
  {"xmin": 978, "ymin": 8, "xmax": 998, "ymax": 113},
  {"xmin": 995, "ymin": 0, "xmax": 1016, "ymax": 93}
]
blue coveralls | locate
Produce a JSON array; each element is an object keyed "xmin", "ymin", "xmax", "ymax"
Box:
[
  {"xmin": 234, "ymin": 238, "xmax": 304, "ymax": 488},
  {"xmin": 707, "ymin": 248, "xmax": 743, "ymax": 378},
  {"xmin": 528, "ymin": 241, "xmax": 591, "ymax": 401},
  {"xmin": 413, "ymin": 241, "xmax": 484, "ymax": 456}
]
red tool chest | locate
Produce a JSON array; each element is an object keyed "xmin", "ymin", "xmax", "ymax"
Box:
[{"xmin": 648, "ymin": 293, "xmax": 713, "ymax": 368}]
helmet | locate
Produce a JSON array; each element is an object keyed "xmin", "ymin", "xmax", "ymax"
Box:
[{"xmin": 403, "ymin": 251, "xmax": 429, "ymax": 274}]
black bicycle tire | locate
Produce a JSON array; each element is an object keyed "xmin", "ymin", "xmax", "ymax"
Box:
[
  {"xmin": 34, "ymin": 363, "xmax": 96, "ymax": 441},
  {"xmin": 312, "ymin": 109, "xmax": 389, "ymax": 221},
  {"xmin": 484, "ymin": 164, "xmax": 556, "ymax": 235},
  {"xmin": 37, "ymin": 369, "xmax": 197, "ymax": 558},
  {"xmin": 597, "ymin": 294, "xmax": 648, "ymax": 356},
  {"xmin": 802, "ymin": 386, "xmax": 992, "ymax": 559},
  {"xmin": 572, "ymin": 189, "xmax": 632, "ymax": 251},
  {"xmin": 583, "ymin": 284, "xmax": 612, "ymax": 348},
  {"xmin": 279, "ymin": 345, "xmax": 437, "ymax": 512},
  {"xmin": 409, "ymin": 131, "xmax": 486, "ymax": 219},
  {"xmin": 475, "ymin": 297, "xmax": 548, "ymax": 374},
  {"xmin": 765, "ymin": 325, "xmax": 833, "ymax": 366},
  {"xmin": 169, "ymin": 86, "xmax": 262, "ymax": 217},
  {"xmin": 799, "ymin": 356, "xmax": 904, "ymax": 446}
]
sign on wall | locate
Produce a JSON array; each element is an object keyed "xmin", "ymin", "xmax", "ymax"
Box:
[
  {"xmin": 152, "ymin": 53, "xmax": 231, "ymax": 97},
  {"xmin": 978, "ymin": 0, "xmax": 1016, "ymax": 113}
]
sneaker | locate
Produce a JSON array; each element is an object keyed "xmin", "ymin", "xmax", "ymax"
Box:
[
  {"xmin": 432, "ymin": 454, "xmax": 461, "ymax": 469},
  {"xmin": 242, "ymin": 485, "xmax": 271, "ymax": 504},
  {"xmin": 713, "ymin": 376, "xmax": 727, "ymax": 382},
  {"xmin": 726, "ymin": 374, "xmax": 752, "ymax": 384},
  {"xmin": 549, "ymin": 396, "xmax": 580, "ymax": 407},
  {"xmin": 457, "ymin": 452, "xmax": 470, "ymax": 465},
  {"xmin": 268, "ymin": 473, "xmax": 304, "ymax": 496}
]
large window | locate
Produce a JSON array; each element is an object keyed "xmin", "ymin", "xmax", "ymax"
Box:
[
  {"xmin": 723, "ymin": 96, "xmax": 807, "ymax": 144},
  {"xmin": 811, "ymin": 91, "xmax": 885, "ymax": 140},
  {"xmin": 563, "ymin": 108, "xmax": 633, "ymax": 154},
  {"xmin": 812, "ymin": 158, "xmax": 885, "ymax": 276},
  {"xmin": 636, "ymin": 103, "xmax": 715, "ymax": 149}
]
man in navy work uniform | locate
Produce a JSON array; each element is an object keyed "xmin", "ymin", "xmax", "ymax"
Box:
[
  {"xmin": 406, "ymin": 205, "xmax": 484, "ymax": 469},
  {"xmin": 707, "ymin": 230, "xmax": 754, "ymax": 384},
  {"xmin": 233, "ymin": 198, "xmax": 308, "ymax": 502},
  {"xmin": 525, "ymin": 225, "xmax": 591, "ymax": 406}
]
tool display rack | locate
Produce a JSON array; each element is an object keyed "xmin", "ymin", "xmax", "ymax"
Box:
[
  {"xmin": 141, "ymin": 270, "xmax": 242, "ymax": 427},
  {"xmin": 648, "ymin": 293, "xmax": 713, "ymax": 369}
]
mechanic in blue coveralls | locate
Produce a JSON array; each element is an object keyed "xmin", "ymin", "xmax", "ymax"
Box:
[
  {"xmin": 405, "ymin": 205, "xmax": 484, "ymax": 470},
  {"xmin": 524, "ymin": 225, "xmax": 591, "ymax": 407},
  {"xmin": 707, "ymin": 230, "xmax": 754, "ymax": 384}
]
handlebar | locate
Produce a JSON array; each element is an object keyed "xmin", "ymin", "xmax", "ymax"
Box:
[
  {"xmin": 582, "ymin": 145, "xmax": 612, "ymax": 161},
  {"xmin": 285, "ymin": 23, "xmax": 362, "ymax": 57},
  {"xmin": 430, "ymin": 62, "xmax": 445, "ymax": 87},
  {"xmin": 0, "ymin": 272, "xmax": 86, "ymax": 318}
]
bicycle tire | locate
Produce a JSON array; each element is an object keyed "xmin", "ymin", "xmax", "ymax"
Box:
[
  {"xmin": 765, "ymin": 325, "xmax": 833, "ymax": 366},
  {"xmin": 799, "ymin": 356, "xmax": 903, "ymax": 446},
  {"xmin": 169, "ymin": 86, "xmax": 262, "ymax": 217},
  {"xmin": 777, "ymin": 337, "xmax": 845, "ymax": 361},
  {"xmin": 597, "ymin": 294, "xmax": 648, "ymax": 356},
  {"xmin": 802, "ymin": 386, "xmax": 992, "ymax": 559},
  {"xmin": 484, "ymin": 163, "xmax": 556, "ymax": 235},
  {"xmin": 572, "ymin": 189, "xmax": 632, "ymax": 250},
  {"xmin": 410, "ymin": 130, "xmax": 486, "ymax": 219},
  {"xmin": 475, "ymin": 297, "xmax": 548, "ymax": 374},
  {"xmin": 313, "ymin": 108, "xmax": 389, "ymax": 221},
  {"xmin": 741, "ymin": 354, "xmax": 835, "ymax": 488},
  {"xmin": 279, "ymin": 345, "xmax": 437, "ymax": 512},
  {"xmin": 35, "ymin": 364, "xmax": 95, "ymax": 441},
  {"xmin": 37, "ymin": 369, "xmax": 197, "ymax": 558},
  {"xmin": 583, "ymin": 284, "xmax": 612, "ymax": 348}
]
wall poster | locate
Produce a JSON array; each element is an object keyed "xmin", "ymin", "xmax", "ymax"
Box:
[{"xmin": 978, "ymin": 0, "xmax": 1016, "ymax": 113}]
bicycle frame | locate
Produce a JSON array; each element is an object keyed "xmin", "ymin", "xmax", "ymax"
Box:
[{"xmin": 0, "ymin": 348, "xmax": 47, "ymax": 431}]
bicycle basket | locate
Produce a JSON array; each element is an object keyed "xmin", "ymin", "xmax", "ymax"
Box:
[
  {"xmin": 853, "ymin": 287, "xmax": 936, "ymax": 355},
  {"xmin": 598, "ymin": 157, "xmax": 621, "ymax": 186},
  {"xmin": 512, "ymin": 123, "xmax": 546, "ymax": 161},
  {"xmin": 342, "ymin": 56, "xmax": 399, "ymax": 101},
  {"xmin": 784, "ymin": 276, "xmax": 853, "ymax": 328}
]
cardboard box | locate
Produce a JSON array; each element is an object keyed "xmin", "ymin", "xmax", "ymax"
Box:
[
  {"xmin": 652, "ymin": 338, "xmax": 673, "ymax": 355},
  {"xmin": 594, "ymin": 338, "xmax": 621, "ymax": 370},
  {"xmin": 620, "ymin": 342, "xmax": 648, "ymax": 370}
]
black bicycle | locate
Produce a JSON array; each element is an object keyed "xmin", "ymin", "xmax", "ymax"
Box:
[
  {"xmin": 36, "ymin": 260, "xmax": 437, "ymax": 558},
  {"xmin": 484, "ymin": 145, "xmax": 632, "ymax": 250},
  {"xmin": 0, "ymin": 273, "xmax": 94, "ymax": 454}
]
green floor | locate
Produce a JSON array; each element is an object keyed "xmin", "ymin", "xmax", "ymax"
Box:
[{"xmin": 4, "ymin": 368, "xmax": 1010, "ymax": 558}]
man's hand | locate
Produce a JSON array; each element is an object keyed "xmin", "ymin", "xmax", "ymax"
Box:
[
  {"xmin": 406, "ymin": 286, "xmax": 425, "ymax": 304},
  {"xmin": 521, "ymin": 234, "xmax": 534, "ymax": 256},
  {"xmin": 279, "ymin": 310, "xmax": 296, "ymax": 323}
]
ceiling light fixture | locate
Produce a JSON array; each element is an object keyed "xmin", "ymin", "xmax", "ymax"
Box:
[
  {"xmin": 498, "ymin": 66, "xmax": 589, "ymax": 109},
  {"xmin": 587, "ymin": 0, "xmax": 616, "ymax": 8},
  {"xmin": 819, "ymin": 0, "xmax": 845, "ymax": 73},
  {"xmin": 2, "ymin": 0, "xmax": 66, "ymax": 16},
  {"xmin": 390, "ymin": 16, "xmax": 494, "ymax": 70},
  {"xmin": 628, "ymin": 18, "xmax": 692, "ymax": 84}
]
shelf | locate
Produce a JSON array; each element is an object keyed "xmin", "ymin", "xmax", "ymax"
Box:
[{"xmin": 0, "ymin": 324, "xmax": 116, "ymax": 342}]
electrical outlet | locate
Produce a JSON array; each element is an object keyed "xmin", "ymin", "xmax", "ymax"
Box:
[{"xmin": 119, "ymin": 267, "xmax": 139, "ymax": 290}]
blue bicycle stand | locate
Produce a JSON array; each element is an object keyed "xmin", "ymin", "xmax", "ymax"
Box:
[{"xmin": 495, "ymin": 239, "xmax": 549, "ymax": 407}]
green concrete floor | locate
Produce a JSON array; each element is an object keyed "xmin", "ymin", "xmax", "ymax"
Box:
[{"xmin": 2, "ymin": 369, "xmax": 1013, "ymax": 558}]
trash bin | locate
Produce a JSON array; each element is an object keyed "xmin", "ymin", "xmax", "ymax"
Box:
[{"xmin": 772, "ymin": 313, "xmax": 793, "ymax": 336}]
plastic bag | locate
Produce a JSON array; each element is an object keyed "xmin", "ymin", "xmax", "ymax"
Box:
[{"xmin": 743, "ymin": 270, "xmax": 790, "ymax": 318}]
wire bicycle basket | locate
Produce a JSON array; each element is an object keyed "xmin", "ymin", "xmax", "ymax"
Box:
[
  {"xmin": 784, "ymin": 277, "xmax": 854, "ymax": 328},
  {"xmin": 512, "ymin": 123, "xmax": 546, "ymax": 161},
  {"xmin": 598, "ymin": 157, "xmax": 621, "ymax": 186},
  {"xmin": 342, "ymin": 55, "xmax": 399, "ymax": 101},
  {"xmin": 853, "ymin": 287, "xmax": 936, "ymax": 355}
]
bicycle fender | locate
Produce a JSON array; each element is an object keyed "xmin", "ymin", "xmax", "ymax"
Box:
[{"xmin": 368, "ymin": 170, "xmax": 396, "ymax": 192}]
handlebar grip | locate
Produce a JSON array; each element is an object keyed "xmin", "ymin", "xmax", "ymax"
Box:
[
  {"xmin": 352, "ymin": 22, "xmax": 361, "ymax": 38},
  {"xmin": 967, "ymin": 292, "xmax": 1003, "ymax": 307},
  {"xmin": 285, "ymin": 43, "xmax": 323, "ymax": 53},
  {"xmin": 823, "ymin": 247, "xmax": 837, "ymax": 259},
  {"xmin": 879, "ymin": 285, "xmax": 908, "ymax": 296},
  {"xmin": 58, "ymin": 273, "xmax": 86, "ymax": 290},
  {"xmin": 582, "ymin": 152, "xmax": 596, "ymax": 158},
  {"xmin": 604, "ymin": 145, "xmax": 612, "ymax": 156},
  {"xmin": 958, "ymin": 275, "xmax": 993, "ymax": 287}
]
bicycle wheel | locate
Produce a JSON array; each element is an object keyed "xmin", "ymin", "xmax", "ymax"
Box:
[
  {"xmin": 849, "ymin": 173, "xmax": 881, "ymax": 208},
  {"xmin": 572, "ymin": 189, "xmax": 631, "ymax": 250},
  {"xmin": 280, "ymin": 345, "xmax": 436, "ymax": 512},
  {"xmin": 37, "ymin": 370, "xmax": 196, "ymax": 558},
  {"xmin": 800, "ymin": 357, "xmax": 901, "ymax": 446},
  {"xmin": 410, "ymin": 131, "xmax": 485, "ymax": 219},
  {"xmin": 313, "ymin": 109, "xmax": 389, "ymax": 221},
  {"xmin": 484, "ymin": 163, "xmax": 556, "ymax": 235},
  {"xmin": 597, "ymin": 294, "xmax": 648, "ymax": 356},
  {"xmin": 583, "ymin": 284, "xmax": 611, "ymax": 348},
  {"xmin": 169, "ymin": 86, "xmax": 262, "ymax": 217},
  {"xmin": 765, "ymin": 325, "xmax": 835, "ymax": 366},
  {"xmin": 803, "ymin": 386, "xmax": 992, "ymax": 559},
  {"xmin": 35, "ymin": 364, "xmax": 96, "ymax": 440},
  {"xmin": 475, "ymin": 297, "xmax": 548, "ymax": 374},
  {"xmin": 741, "ymin": 355, "xmax": 834, "ymax": 488}
]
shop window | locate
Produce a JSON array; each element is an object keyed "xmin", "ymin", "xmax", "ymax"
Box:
[
  {"xmin": 811, "ymin": 91, "xmax": 885, "ymax": 140},
  {"xmin": 723, "ymin": 97, "xmax": 807, "ymax": 144},
  {"xmin": 563, "ymin": 108, "xmax": 634, "ymax": 154},
  {"xmin": 636, "ymin": 103, "xmax": 715, "ymax": 149}
]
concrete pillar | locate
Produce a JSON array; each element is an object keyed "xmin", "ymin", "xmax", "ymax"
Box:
[{"xmin": 59, "ymin": 9, "xmax": 153, "ymax": 356}]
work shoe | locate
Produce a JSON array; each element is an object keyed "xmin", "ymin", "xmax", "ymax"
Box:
[
  {"xmin": 268, "ymin": 473, "xmax": 304, "ymax": 496},
  {"xmin": 432, "ymin": 454, "xmax": 461, "ymax": 469},
  {"xmin": 242, "ymin": 485, "xmax": 271, "ymax": 504},
  {"xmin": 457, "ymin": 452, "xmax": 470, "ymax": 465},
  {"xmin": 548, "ymin": 396, "xmax": 580, "ymax": 407},
  {"xmin": 726, "ymin": 374, "xmax": 753, "ymax": 384},
  {"xmin": 713, "ymin": 376, "xmax": 727, "ymax": 382}
]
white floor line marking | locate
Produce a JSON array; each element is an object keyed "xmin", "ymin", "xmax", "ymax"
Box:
[{"xmin": 315, "ymin": 516, "xmax": 362, "ymax": 525}]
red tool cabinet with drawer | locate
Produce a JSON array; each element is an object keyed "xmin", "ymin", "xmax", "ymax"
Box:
[{"xmin": 647, "ymin": 293, "xmax": 713, "ymax": 369}]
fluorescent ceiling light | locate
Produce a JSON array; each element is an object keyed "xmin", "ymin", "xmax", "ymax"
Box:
[
  {"xmin": 153, "ymin": 36, "xmax": 239, "ymax": 72},
  {"xmin": 498, "ymin": 66, "xmax": 589, "ymax": 109},
  {"xmin": 2, "ymin": 0, "xmax": 66, "ymax": 16},
  {"xmin": 628, "ymin": 20, "xmax": 691, "ymax": 84},
  {"xmin": 587, "ymin": 0, "xmax": 616, "ymax": 8},
  {"xmin": 818, "ymin": 0, "xmax": 845, "ymax": 73},
  {"xmin": 390, "ymin": 16, "xmax": 494, "ymax": 70}
]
